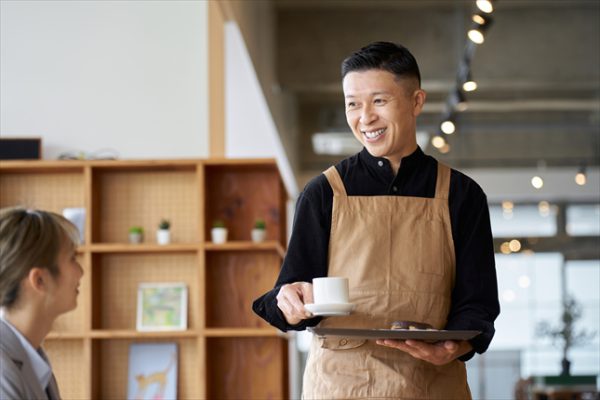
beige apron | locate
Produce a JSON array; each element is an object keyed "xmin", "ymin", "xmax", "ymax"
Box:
[{"xmin": 302, "ymin": 163, "xmax": 471, "ymax": 399}]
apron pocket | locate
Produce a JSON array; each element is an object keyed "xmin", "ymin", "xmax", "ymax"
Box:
[
  {"xmin": 319, "ymin": 337, "xmax": 367, "ymax": 350},
  {"xmin": 416, "ymin": 219, "xmax": 446, "ymax": 277}
]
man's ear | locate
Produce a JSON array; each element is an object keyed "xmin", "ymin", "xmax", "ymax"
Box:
[
  {"xmin": 27, "ymin": 267, "xmax": 48, "ymax": 293},
  {"xmin": 413, "ymin": 89, "xmax": 427, "ymax": 117}
]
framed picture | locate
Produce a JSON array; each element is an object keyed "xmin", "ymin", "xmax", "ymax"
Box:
[
  {"xmin": 127, "ymin": 342, "xmax": 178, "ymax": 400},
  {"xmin": 136, "ymin": 283, "xmax": 187, "ymax": 331}
]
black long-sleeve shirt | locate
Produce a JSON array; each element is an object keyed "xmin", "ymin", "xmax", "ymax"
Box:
[{"xmin": 253, "ymin": 146, "xmax": 500, "ymax": 361}]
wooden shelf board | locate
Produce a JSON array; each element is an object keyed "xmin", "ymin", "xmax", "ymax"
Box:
[
  {"xmin": 204, "ymin": 241, "xmax": 285, "ymax": 258},
  {"xmin": 90, "ymin": 329, "xmax": 198, "ymax": 339},
  {"xmin": 0, "ymin": 160, "xmax": 85, "ymax": 173},
  {"xmin": 88, "ymin": 243, "xmax": 200, "ymax": 253},
  {"xmin": 46, "ymin": 332, "xmax": 86, "ymax": 340},
  {"xmin": 47, "ymin": 329, "xmax": 287, "ymax": 339},
  {"xmin": 203, "ymin": 158, "xmax": 277, "ymax": 167},
  {"xmin": 203, "ymin": 328, "xmax": 287, "ymax": 338}
]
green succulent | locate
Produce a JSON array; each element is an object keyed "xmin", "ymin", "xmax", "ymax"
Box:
[
  {"xmin": 129, "ymin": 226, "xmax": 143, "ymax": 234},
  {"xmin": 213, "ymin": 220, "xmax": 226, "ymax": 228}
]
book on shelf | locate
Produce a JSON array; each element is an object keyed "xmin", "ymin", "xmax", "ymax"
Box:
[{"xmin": 127, "ymin": 342, "xmax": 178, "ymax": 400}]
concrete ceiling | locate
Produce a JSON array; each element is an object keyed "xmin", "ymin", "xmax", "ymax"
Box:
[{"xmin": 272, "ymin": 0, "xmax": 600, "ymax": 177}]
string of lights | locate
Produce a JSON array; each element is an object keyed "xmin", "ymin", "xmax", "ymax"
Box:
[
  {"xmin": 431, "ymin": 0, "xmax": 495, "ymax": 155},
  {"xmin": 430, "ymin": 0, "xmax": 589, "ymax": 188}
]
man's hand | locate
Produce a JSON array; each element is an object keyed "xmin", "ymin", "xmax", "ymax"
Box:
[
  {"xmin": 375, "ymin": 339, "xmax": 473, "ymax": 366},
  {"xmin": 276, "ymin": 282, "xmax": 314, "ymax": 325}
]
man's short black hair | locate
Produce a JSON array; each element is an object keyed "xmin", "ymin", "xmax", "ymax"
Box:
[{"xmin": 341, "ymin": 41, "xmax": 421, "ymax": 86}]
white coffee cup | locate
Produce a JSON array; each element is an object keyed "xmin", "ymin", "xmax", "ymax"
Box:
[{"xmin": 312, "ymin": 277, "xmax": 349, "ymax": 304}]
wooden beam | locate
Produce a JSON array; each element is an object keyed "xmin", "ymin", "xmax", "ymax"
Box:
[{"xmin": 208, "ymin": 1, "xmax": 226, "ymax": 157}]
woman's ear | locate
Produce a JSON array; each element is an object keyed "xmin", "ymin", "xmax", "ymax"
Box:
[{"xmin": 27, "ymin": 267, "xmax": 48, "ymax": 293}]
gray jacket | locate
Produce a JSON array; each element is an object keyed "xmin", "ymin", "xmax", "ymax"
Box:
[{"xmin": 0, "ymin": 319, "xmax": 61, "ymax": 400}]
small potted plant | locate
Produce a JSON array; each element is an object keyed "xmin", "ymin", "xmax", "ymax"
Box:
[
  {"xmin": 211, "ymin": 220, "xmax": 228, "ymax": 244},
  {"xmin": 251, "ymin": 218, "xmax": 267, "ymax": 243},
  {"xmin": 128, "ymin": 226, "xmax": 144, "ymax": 244},
  {"xmin": 157, "ymin": 219, "xmax": 171, "ymax": 245}
]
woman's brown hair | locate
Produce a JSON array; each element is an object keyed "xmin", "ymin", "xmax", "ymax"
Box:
[{"xmin": 0, "ymin": 207, "xmax": 79, "ymax": 309}]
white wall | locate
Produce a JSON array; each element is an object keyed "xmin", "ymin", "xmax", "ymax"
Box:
[
  {"xmin": 224, "ymin": 21, "xmax": 298, "ymax": 198},
  {"xmin": 1, "ymin": 0, "xmax": 209, "ymax": 159}
]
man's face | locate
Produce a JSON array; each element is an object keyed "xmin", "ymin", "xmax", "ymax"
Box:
[{"xmin": 343, "ymin": 69, "xmax": 425, "ymax": 164}]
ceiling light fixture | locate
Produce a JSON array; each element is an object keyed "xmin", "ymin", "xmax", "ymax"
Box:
[
  {"xmin": 575, "ymin": 165, "xmax": 587, "ymax": 186},
  {"xmin": 431, "ymin": 135, "xmax": 446, "ymax": 149},
  {"xmin": 476, "ymin": 0, "xmax": 494, "ymax": 14},
  {"xmin": 440, "ymin": 114, "xmax": 456, "ymax": 134},
  {"xmin": 538, "ymin": 200, "xmax": 550, "ymax": 217},
  {"xmin": 441, "ymin": 120, "xmax": 456, "ymax": 135},
  {"xmin": 463, "ymin": 72, "xmax": 478, "ymax": 92},
  {"xmin": 531, "ymin": 176, "xmax": 544, "ymax": 189},
  {"xmin": 468, "ymin": 29, "xmax": 485, "ymax": 45},
  {"xmin": 509, "ymin": 239, "xmax": 522, "ymax": 252},
  {"xmin": 531, "ymin": 160, "xmax": 546, "ymax": 190}
]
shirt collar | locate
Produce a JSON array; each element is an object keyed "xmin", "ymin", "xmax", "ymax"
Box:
[
  {"xmin": 1, "ymin": 316, "xmax": 52, "ymax": 389},
  {"xmin": 359, "ymin": 146, "xmax": 425, "ymax": 176}
]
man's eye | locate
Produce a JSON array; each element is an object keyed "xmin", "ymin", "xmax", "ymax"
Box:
[
  {"xmin": 374, "ymin": 98, "xmax": 386, "ymax": 105},
  {"xmin": 346, "ymin": 102, "xmax": 356, "ymax": 108}
]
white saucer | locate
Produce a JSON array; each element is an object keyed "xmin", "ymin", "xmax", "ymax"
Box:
[{"xmin": 304, "ymin": 303, "xmax": 355, "ymax": 316}]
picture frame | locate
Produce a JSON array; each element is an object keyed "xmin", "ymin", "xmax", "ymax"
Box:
[
  {"xmin": 136, "ymin": 283, "xmax": 188, "ymax": 331},
  {"xmin": 127, "ymin": 342, "xmax": 178, "ymax": 400}
]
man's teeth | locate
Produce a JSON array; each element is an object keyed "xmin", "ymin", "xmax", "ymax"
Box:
[{"xmin": 363, "ymin": 128, "xmax": 385, "ymax": 139}]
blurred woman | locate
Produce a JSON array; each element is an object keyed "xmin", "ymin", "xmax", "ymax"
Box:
[{"xmin": 1, "ymin": 207, "xmax": 84, "ymax": 400}]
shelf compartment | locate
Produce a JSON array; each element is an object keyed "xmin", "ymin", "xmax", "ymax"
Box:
[
  {"xmin": 45, "ymin": 339, "xmax": 88, "ymax": 399},
  {"xmin": 205, "ymin": 251, "xmax": 281, "ymax": 329},
  {"xmin": 91, "ymin": 337, "xmax": 200, "ymax": 400},
  {"xmin": 91, "ymin": 253, "xmax": 199, "ymax": 331},
  {"xmin": 204, "ymin": 163, "xmax": 286, "ymax": 244},
  {"xmin": 0, "ymin": 171, "xmax": 85, "ymax": 213},
  {"xmin": 91, "ymin": 168, "xmax": 199, "ymax": 244},
  {"xmin": 206, "ymin": 337, "xmax": 288, "ymax": 400}
]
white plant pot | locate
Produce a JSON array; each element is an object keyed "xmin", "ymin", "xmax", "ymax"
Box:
[
  {"xmin": 211, "ymin": 227, "xmax": 228, "ymax": 244},
  {"xmin": 129, "ymin": 232, "xmax": 143, "ymax": 244},
  {"xmin": 251, "ymin": 228, "xmax": 266, "ymax": 243},
  {"xmin": 157, "ymin": 229, "xmax": 171, "ymax": 245}
]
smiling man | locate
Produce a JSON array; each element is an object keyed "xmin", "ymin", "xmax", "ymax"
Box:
[{"xmin": 253, "ymin": 41, "xmax": 500, "ymax": 399}]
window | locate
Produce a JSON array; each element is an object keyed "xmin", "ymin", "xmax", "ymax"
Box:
[
  {"xmin": 566, "ymin": 204, "xmax": 600, "ymax": 236},
  {"xmin": 490, "ymin": 204, "xmax": 557, "ymax": 237}
]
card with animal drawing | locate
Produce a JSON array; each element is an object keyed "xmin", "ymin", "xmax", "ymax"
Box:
[{"xmin": 127, "ymin": 342, "xmax": 178, "ymax": 400}]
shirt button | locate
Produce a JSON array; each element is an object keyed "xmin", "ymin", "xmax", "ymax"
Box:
[
  {"xmin": 378, "ymin": 161, "xmax": 384, "ymax": 167},
  {"xmin": 339, "ymin": 338, "xmax": 348, "ymax": 346},
  {"xmin": 393, "ymin": 186, "xmax": 398, "ymax": 192}
]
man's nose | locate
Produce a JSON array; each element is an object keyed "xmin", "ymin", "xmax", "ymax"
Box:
[{"xmin": 359, "ymin": 105, "xmax": 377, "ymax": 125}]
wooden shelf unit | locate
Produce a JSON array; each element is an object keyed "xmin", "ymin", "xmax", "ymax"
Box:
[{"xmin": 0, "ymin": 158, "xmax": 289, "ymax": 400}]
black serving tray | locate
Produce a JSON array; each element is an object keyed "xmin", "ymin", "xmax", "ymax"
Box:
[{"xmin": 308, "ymin": 327, "xmax": 481, "ymax": 341}]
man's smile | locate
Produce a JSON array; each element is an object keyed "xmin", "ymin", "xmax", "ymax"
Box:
[{"xmin": 362, "ymin": 127, "xmax": 386, "ymax": 140}]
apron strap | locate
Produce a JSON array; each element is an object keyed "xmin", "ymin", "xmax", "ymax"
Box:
[
  {"xmin": 323, "ymin": 166, "xmax": 347, "ymax": 196},
  {"xmin": 435, "ymin": 162, "xmax": 451, "ymax": 200}
]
